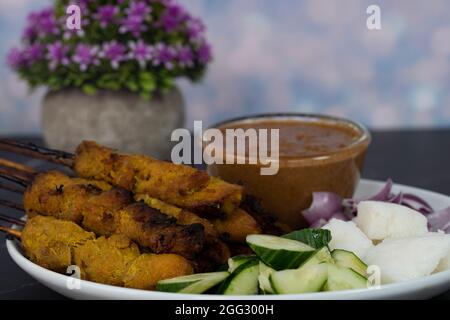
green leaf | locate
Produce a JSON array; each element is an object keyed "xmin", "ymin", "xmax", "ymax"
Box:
[
  {"xmin": 82, "ymin": 84, "xmax": 97, "ymax": 95},
  {"xmin": 282, "ymin": 229, "xmax": 332, "ymax": 249},
  {"xmin": 139, "ymin": 91, "xmax": 152, "ymax": 100},
  {"xmin": 126, "ymin": 79, "xmax": 139, "ymax": 92},
  {"xmin": 139, "ymin": 71, "xmax": 156, "ymax": 91},
  {"xmin": 97, "ymin": 74, "xmax": 121, "ymax": 90}
]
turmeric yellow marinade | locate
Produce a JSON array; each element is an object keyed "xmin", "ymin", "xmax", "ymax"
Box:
[
  {"xmin": 73, "ymin": 141, "xmax": 244, "ymax": 217},
  {"xmin": 23, "ymin": 169, "xmax": 261, "ymax": 254},
  {"xmin": 22, "ymin": 170, "xmax": 252, "ymax": 271},
  {"xmin": 22, "ymin": 215, "xmax": 193, "ymax": 289},
  {"xmin": 23, "ymin": 171, "xmax": 207, "ymax": 261}
]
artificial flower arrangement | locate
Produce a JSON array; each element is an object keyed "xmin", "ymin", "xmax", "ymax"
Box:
[{"xmin": 6, "ymin": 0, "xmax": 212, "ymax": 99}]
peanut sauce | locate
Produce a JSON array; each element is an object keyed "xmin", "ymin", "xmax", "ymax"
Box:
[
  {"xmin": 207, "ymin": 115, "xmax": 371, "ymax": 229},
  {"xmin": 222, "ymin": 120, "xmax": 360, "ymax": 159}
]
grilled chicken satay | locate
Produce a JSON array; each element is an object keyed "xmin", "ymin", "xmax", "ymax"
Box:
[
  {"xmin": 73, "ymin": 141, "xmax": 243, "ymax": 217},
  {"xmin": 19, "ymin": 215, "xmax": 193, "ymax": 289},
  {"xmin": 24, "ymin": 169, "xmax": 258, "ymax": 245},
  {"xmin": 21, "ymin": 214, "xmax": 95, "ymax": 272},
  {"xmin": 211, "ymin": 208, "xmax": 262, "ymax": 243},
  {"xmin": 23, "ymin": 171, "xmax": 206, "ymax": 260},
  {"xmin": 135, "ymin": 195, "xmax": 219, "ymax": 238},
  {"xmin": 136, "ymin": 194, "xmax": 262, "ymax": 242},
  {"xmin": 0, "ymin": 141, "xmax": 270, "ymax": 240}
]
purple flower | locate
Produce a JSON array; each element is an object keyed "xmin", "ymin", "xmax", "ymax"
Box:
[
  {"xmin": 125, "ymin": 1, "xmax": 151, "ymax": 17},
  {"xmin": 24, "ymin": 43, "xmax": 45, "ymax": 64},
  {"xmin": 119, "ymin": 14, "xmax": 147, "ymax": 37},
  {"xmin": 186, "ymin": 17, "xmax": 206, "ymax": 42},
  {"xmin": 100, "ymin": 41, "xmax": 127, "ymax": 69},
  {"xmin": 46, "ymin": 42, "xmax": 70, "ymax": 70},
  {"xmin": 22, "ymin": 25, "xmax": 37, "ymax": 41},
  {"xmin": 153, "ymin": 43, "xmax": 176, "ymax": 69},
  {"xmin": 95, "ymin": 5, "xmax": 119, "ymax": 28},
  {"xmin": 71, "ymin": 0, "xmax": 89, "ymax": 15},
  {"xmin": 128, "ymin": 40, "xmax": 153, "ymax": 68},
  {"xmin": 22, "ymin": 7, "xmax": 58, "ymax": 40},
  {"xmin": 197, "ymin": 41, "xmax": 212, "ymax": 64},
  {"xmin": 73, "ymin": 44, "xmax": 100, "ymax": 71},
  {"xmin": 177, "ymin": 46, "xmax": 194, "ymax": 67},
  {"xmin": 159, "ymin": 2, "xmax": 188, "ymax": 32},
  {"xmin": 6, "ymin": 48, "xmax": 26, "ymax": 69},
  {"xmin": 37, "ymin": 9, "xmax": 59, "ymax": 37}
]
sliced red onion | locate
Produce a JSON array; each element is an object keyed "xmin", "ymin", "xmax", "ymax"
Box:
[
  {"xmin": 365, "ymin": 178, "xmax": 393, "ymax": 201},
  {"xmin": 301, "ymin": 178, "xmax": 449, "ymax": 234},
  {"xmin": 388, "ymin": 192, "xmax": 403, "ymax": 204},
  {"xmin": 401, "ymin": 193, "xmax": 434, "ymax": 215},
  {"xmin": 427, "ymin": 206, "xmax": 450, "ymax": 233},
  {"xmin": 302, "ymin": 192, "xmax": 343, "ymax": 225}
]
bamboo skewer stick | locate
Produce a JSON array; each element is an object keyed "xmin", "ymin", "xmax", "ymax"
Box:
[
  {"xmin": 0, "ymin": 199, "xmax": 25, "ymax": 212},
  {"xmin": 0, "ymin": 213, "xmax": 25, "ymax": 226},
  {"xmin": 0, "ymin": 166, "xmax": 34, "ymax": 185},
  {"xmin": 0, "ymin": 174, "xmax": 29, "ymax": 188},
  {"xmin": 0, "ymin": 158, "xmax": 36, "ymax": 174},
  {"xmin": 0, "ymin": 225, "xmax": 21, "ymax": 238},
  {"xmin": 0, "ymin": 181, "xmax": 24, "ymax": 194},
  {"xmin": 0, "ymin": 139, "xmax": 74, "ymax": 167}
]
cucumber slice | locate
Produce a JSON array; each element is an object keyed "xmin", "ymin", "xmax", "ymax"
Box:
[
  {"xmin": 218, "ymin": 259, "xmax": 260, "ymax": 295},
  {"xmin": 331, "ymin": 249, "xmax": 367, "ymax": 276},
  {"xmin": 270, "ymin": 263, "xmax": 328, "ymax": 294},
  {"xmin": 302, "ymin": 247, "xmax": 334, "ymax": 268},
  {"xmin": 324, "ymin": 264, "xmax": 368, "ymax": 291},
  {"xmin": 258, "ymin": 261, "xmax": 275, "ymax": 294},
  {"xmin": 228, "ymin": 255, "xmax": 257, "ymax": 273},
  {"xmin": 246, "ymin": 234, "xmax": 316, "ymax": 270},
  {"xmin": 156, "ymin": 271, "xmax": 229, "ymax": 294}
]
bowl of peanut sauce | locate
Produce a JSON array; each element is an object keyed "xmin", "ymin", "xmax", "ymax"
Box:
[{"xmin": 206, "ymin": 113, "xmax": 371, "ymax": 229}]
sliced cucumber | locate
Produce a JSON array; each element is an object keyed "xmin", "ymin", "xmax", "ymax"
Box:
[
  {"xmin": 218, "ymin": 259, "xmax": 260, "ymax": 295},
  {"xmin": 282, "ymin": 228, "xmax": 332, "ymax": 249},
  {"xmin": 302, "ymin": 247, "xmax": 334, "ymax": 268},
  {"xmin": 156, "ymin": 271, "xmax": 229, "ymax": 294},
  {"xmin": 228, "ymin": 255, "xmax": 257, "ymax": 273},
  {"xmin": 270, "ymin": 263, "xmax": 328, "ymax": 294},
  {"xmin": 324, "ymin": 264, "xmax": 368, "ymax": 291},
  {"xmin": 246, "ymin": 234, "xmax": 315, "ymax": 270},
  {"xmin": 258, "ymin": 261, "xmax": 275, "ymax": 294},
  {"xmin": 331, "ymin": 249, "xmax": 367, "ymax": 276}
]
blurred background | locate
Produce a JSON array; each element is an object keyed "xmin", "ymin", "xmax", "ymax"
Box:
[{"xmin": 1, "ymin": 0, "xmax": 450, "ymax": 135}]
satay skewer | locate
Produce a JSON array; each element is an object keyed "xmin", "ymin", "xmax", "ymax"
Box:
[
  {"xmin": 0, "ymin": 158, "xmax": 36, "ymax": 174},
  {"xmin": 0, "ymin": 158, "xmax": 263, "ymax": 242},
  {"xmin": 0, "ymin": 139, "xmax": 74, "ymax": 167},
  {"xmin": 0, "ymin": 142, "xmax": 283, "ymax": 238},
  {"xmin": 0, "ymin": 162, "xmax": 209, "ymax": 261},
  {"xmin": 0, "ymin": 199, "xmax": 24, "ymax": 212},
  {"xmin": 0, "ymin": 225, "xmax": 21, "ymax": 238},
  {"xmin": 0, "ymin": 160, "xmax": 237, "ymax": 270},
  {"xmin": 0, "ymin": 139, "xmax": 244, "ymax": 217},
  {"xmin": 0, "ymin": 181, "xmax": 24, "ymax": 194},
  {"xmin": 0, "ymin": 213, "xmax": 194, "ymax": 290},
  {"xmin": 0, "ymin": 171, "xmax": 30, "ymax": 188}
]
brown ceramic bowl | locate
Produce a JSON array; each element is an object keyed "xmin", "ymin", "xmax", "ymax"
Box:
[{"xmin": 205, "ymin": 113, "xmax": 371, "ymax": 229}]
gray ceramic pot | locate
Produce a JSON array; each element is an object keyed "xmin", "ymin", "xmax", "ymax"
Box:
[{"xmin": 42, "ymin": 87, "xmax": 185, "ymax": 159}]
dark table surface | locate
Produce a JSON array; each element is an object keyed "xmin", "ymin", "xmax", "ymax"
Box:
[{"xmin": 0, "ymin": 129, "xmax": 449, "ymax": 300}]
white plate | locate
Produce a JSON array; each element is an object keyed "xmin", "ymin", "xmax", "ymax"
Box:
[{"xmin": 6, "ymin": 179, "xmax": 450, "ymax": 300}]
